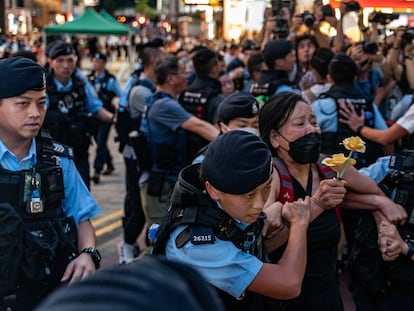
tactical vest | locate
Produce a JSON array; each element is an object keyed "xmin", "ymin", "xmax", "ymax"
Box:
[
  {"xmin": 44, "ymin": 73, "xmax": 92, "ymax": 151},
  {"xmin": 178, "ymin": 82, "xmax": 220, "ymax": 165},
  {"xmin": 0, "ymin": 130, "xmax": 78, "ymax": 306},
  {"xmin": 249, "ymin": 81, "xmax": 284, "ymax": 106},
  {"xmin": 152, "ymin": 164, "xmax": 282, "ymax": 311},
  {"xmin": 88, "ymin": 70, "xmax": 117, "ymax": 113},
  {"xmin": 320, "ymin": 86, "xmax": 383, "ymax": 168},
  {"xmin": 114, "ymin": 77, "xmax": 156, "ymax": 157}
]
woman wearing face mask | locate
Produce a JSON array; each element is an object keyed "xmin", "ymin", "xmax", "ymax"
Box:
[{"xmin": 258, "ymin": 91, "xmax": 407, "ymax": 311}]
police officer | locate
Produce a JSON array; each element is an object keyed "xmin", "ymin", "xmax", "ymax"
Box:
[
  {"xmin": 43, "ymin": 42, "xmax": 116, "ymax": 189},
  {"xmin": 145, "ymin": 55, "xmax": 219, "ymax": 229},
  {"xmin": 250, "ymin": 39, "xmax": 298, "ymax": 104},
  {"xmin": 178, "ymin": 48, "xmax": 224, "ymax": 164},
  {"xmin": 312, "ymin": 53, "xmax": 388, "ymax": 168},
  {"xmin": 0, "ymin": 57, "xmax": 100, "ymax": 310},
  {"xmin": 193, "ymin": 92, "xmax": 260, "ymax": 164},
  {"xmin": 88, "ymin": 52, "xmax": 122, "ymax": 184},
  {"xmin": 152, "ymin": 130, "xmax": 313, "ymax": 310},
  {"xmin": 118, "ymin": 45, "xmax": 163, "ymax": 264}
]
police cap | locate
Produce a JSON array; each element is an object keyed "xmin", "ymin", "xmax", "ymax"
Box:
[
  {"xmin": 0, "ymin": 56, "xmax": 46, "ymax": 99},
  {"xmin": 217, "ymin": 92, "xmax": 260, "ymax": 123},
  {"xmin": 201, "ymin": 130, "xmax": 272, "ymax": 195},
  {"xmin": 49, "ymin": 42, "xmax": 75, "ymax": 59}
]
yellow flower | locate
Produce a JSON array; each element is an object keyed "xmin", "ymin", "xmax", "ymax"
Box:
[
  {"xmin": 322, "ymin": 153, "xmax": 357, "ymax": 174},
  {"xmin": 341, "ymin": 136, "xmax": 366, "ymax": 153}
]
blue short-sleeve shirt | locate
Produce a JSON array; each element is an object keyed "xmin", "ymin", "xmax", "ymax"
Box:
[
  {"xmin": 312, "ymin": 97, "xmax": 388, "ymax": 132},
  {"xmin": 165, "ymin": 225, "xmax": 263, "ymax": 299}
]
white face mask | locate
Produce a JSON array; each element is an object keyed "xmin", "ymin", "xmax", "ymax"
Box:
[
  {"xmin": 221, "ymin": 123, "xmax": 259, "ymax": 136},
  {"xmin": 239, "ymin": 127, "xmax": 260, "ymax": 136}
]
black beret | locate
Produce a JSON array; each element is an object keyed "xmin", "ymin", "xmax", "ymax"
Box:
[
  {"xmin": 217, "ymin": 92, "xmax": 260, "ymax": 123},
  {"xmin": 0, "ymin": 56, "xmax": 46, "ymax": 99},
  {"xmin": 49, "ymin": 42, "xmax": 75, "ymax": 59},
  {"xmin": 45, "ymin": 40, "xmax": 64, "ymax": 58},
  {"xmin": 93, "ymin": 53, "xmax": 108, "ymax": 61},
  {"xmin": 36, "ymin": 256, "xmax": 224, "ymax": 311},
  {"xmin": 201, "ymin": 131, "xmax": 272, "ymax": 194},
  {"xmin": 262, "ymin": 39, "xmax": 293, "ymax": 69}
]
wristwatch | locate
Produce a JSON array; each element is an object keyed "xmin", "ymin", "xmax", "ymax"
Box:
[{"xmin": 80, "ymin": 247, "xmax": 101, "ymax": 268}]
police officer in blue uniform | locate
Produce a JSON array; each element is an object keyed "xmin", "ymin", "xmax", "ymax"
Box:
[
  {"xmin": 153, "ymin": 130, "xmax": 315, "ymax": 310},
  {"xmin": 88, "ymin": 52, "xmax": 122, "ymax": 183},
  {"xmin": 43, "ymin": 42, "xmax": 116, "ymax": 189},
  {"xmin": 0, "ymin": 57, "xmax": 101, "ymax": 310}
]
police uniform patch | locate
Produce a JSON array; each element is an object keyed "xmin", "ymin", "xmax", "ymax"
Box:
[{"xmin": 190, "ymin": 225, "xmax": 215, "ymax": 245}]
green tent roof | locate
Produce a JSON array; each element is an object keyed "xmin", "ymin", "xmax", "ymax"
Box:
[{"xmin": 44, "ymin": 8, "xmax": 131, "ymax": 36}]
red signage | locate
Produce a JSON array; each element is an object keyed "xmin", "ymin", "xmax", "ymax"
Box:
[{"xmin": 330, "ymin": 0, "xmax": 414, "ymax": 9}]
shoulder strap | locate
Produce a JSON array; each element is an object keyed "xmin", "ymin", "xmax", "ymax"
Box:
[
  {"xmin": 273, "ymin": 157, "xmax": 294, "ymax": 203},
  {"xmin": 36, "ymin": 129, "xmax": 74, "ymax": 165}
]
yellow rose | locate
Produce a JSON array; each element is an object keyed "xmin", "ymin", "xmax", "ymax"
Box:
[
  {"xmin": 341, "ymin": 136, "xmax": 366, "ymax": 153},
  {"xmin": 322, "ymin": 153, "xmax": 357, "ymax": 178}
]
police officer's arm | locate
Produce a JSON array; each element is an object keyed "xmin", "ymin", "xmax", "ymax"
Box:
[
  {"xmin": 341, "ymin": 166, "xmax": 407, "ymax": 224},
  {"xmin": 378, "ymin": 221, "xmax": 414, "ymax": 261},
  {"xmin": 95, "ymin": 107, "xmax": 116, "ymax": 124},
  {"xmin": 181, "ymin": 116, "xmax": 219, "ymax": 141},
  {"xmin": 60, "ymin": 220, "xmax": 97, "ymax": 284},
  {"xmin": 249, "ymin": 197, "xmax": 310, "ymax": 299}
]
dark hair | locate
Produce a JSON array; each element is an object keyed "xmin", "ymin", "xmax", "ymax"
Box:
[
  {"xmin": 259, "ymin": 91, "xmax": 305, "ymax": 155},
  {"xmin": 311, "ymin": 47, "xmax": 335, "ymax": 79},
  {"xmin": 154, "ymin": 55, "xmax": 180, "ymax": 85},
  {"xmin": 328, "ymin": 53, "xmax": 358, "ymax": 84},
  {"xmin": 295, "ymin": 34, "xmax": 319, "ymax": 50},
  {"xmin": 142, "ymin": 47, "xmax": 161, "ymax": 67},
  {"xmin": 247, "ymin": 53, "xmax": 263, "ymax": 80},
  {"xmin": 192, "ymin": 48, "xmax": 218, "ymax": 77}
]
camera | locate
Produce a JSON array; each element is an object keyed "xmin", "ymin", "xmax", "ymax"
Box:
[
  {"xmin": 369, "ymin": 12, "xmax": 399, "ymax": 25},
  {"xmin": 343, "ymin": 1, "xmax": 361, "ymax": 12},
  {"xmin": 360, "ymin": 41, "xmax": 378, "ymax": 55},
  {"xmin": 272, "ymin": 18, "xmax": 290, "ymax": 38},
  {"xmin": 401, "ymin": 28, "xmax": 414, "ymax": 49},
  {"xmin": 380, "ymin": 151, "xmax": 414, "ymax": 238},
  {"xmin": 298, "ymin": 11, "xmax": 315, "ymax": 28}
]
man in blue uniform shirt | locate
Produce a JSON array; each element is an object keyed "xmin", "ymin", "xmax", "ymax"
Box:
[
  {"xmin": 43, "ymin": 42, "xmax": 116, "ymax": 188},
  {"xmin": 0, "ymin": 56, "xmax": 100, "ymax": 310}
]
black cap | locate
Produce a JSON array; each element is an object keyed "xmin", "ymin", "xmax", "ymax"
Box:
[
  {"xmin": 262, "ymin": 39, "xmax": 293, "ymax": 69},
  {"xmin": 93, "ymin": 53, "xmax": 108, "ymax": 61},
  {"xmin": 36, "ymin": 256, "xmax": 224, "ymax": 311},
  {"xmin": 201, "ymin": 131, "xmax": 272, "ymax": 195},
  {"xmin": 49, "ymin": 42, "xmax": 75, "ymax": 59},
  {"xmin": 217, "ymin": 92, "xmax": 259, "ymax": 123},
  {"xmin": 0, "ymin": 56, "xmax": 46, "ymax": 99}
]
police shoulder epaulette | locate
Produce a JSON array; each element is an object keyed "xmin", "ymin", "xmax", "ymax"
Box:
[
  {"xmin": 49, "ymin": 141, "xmax": 74, "ymax": 159},
  {"xmin": 37, "ymin": 129, "xmax": 74, "ymax": 162}
]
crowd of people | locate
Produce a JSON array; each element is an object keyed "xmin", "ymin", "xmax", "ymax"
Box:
[{"xmin": 1, "ymin": 0, "xmax": 414, "ymax": 310}]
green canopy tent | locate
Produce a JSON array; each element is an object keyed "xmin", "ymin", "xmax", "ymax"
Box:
[
  {"xmin": 43, "ymin": 8, "xmax": 132, "ymax": 64},
  {"xmin": 44, "ymin": 8, "xmax": 131, "ymax": 36},
  {"xmin": 99, "ymin": 9, "xmax": 123, "ymax": 27}
]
